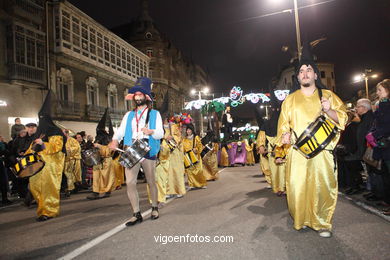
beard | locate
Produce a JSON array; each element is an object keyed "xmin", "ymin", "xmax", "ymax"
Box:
[
  {"xmin": 301, "ymin": 82, "xmax": 311, "ymax": 88},
  {"xmin": 135, "ymin": 98, "xmax": 147, "ymax": 106}
]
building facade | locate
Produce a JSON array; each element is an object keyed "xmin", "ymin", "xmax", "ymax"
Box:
[
  {"xmin": 276, "ymin": 62, "xmax": 336, "ymax": 92},
  {"xmin": 0, "ymin": 0, "xmax": 150, "ymax": 138},
  {"xmin": 111, "ymin": 0, "xmax": 209, "ymax": 121}
]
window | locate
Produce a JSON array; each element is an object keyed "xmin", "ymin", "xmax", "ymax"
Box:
[
  {"xmin": 57, "ymin": 68, "xmax": 73, "ymax": 101},
  {"xmin": 321, "ymin": 71, "xmax": 326, "ymax": 78},
  {"xmin": 11, "ymin": 24, "xmax": 45, "ymax": 69},
  {"xmin": 107, "ymin": 84, "xmax": 118, "ymax": 109},
  {"xmin": 86, "ymin": 77, "xmax": 99, "ymax": 105},
  {"xmin": 146, "ymin": 48, "xmax": 153, "ymax": 57}
]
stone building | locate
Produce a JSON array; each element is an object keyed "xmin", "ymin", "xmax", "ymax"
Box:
[
  {"xmin": 0, "ymin": 0, "xmax": 150, "ymax": 138},
  {"xmin": 111, "ymin": 0, "xmax": 209, "ymax": 119}
]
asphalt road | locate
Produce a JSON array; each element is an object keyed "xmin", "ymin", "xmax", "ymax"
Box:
[{"xmin": 1, "ymin": 165, "xmax": 389, "ymax": 260}]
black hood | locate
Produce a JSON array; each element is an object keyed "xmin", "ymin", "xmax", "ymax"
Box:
[{"xmin": 95, "ymin": 108, "xmax": 114, "ymax": 145}]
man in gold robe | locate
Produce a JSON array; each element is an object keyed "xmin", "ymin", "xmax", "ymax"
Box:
[
  {"xmin": 277, "ymin": 43, "xmax": 347, "ymax": 237},
  {"xmin": 26, "ymin": 91, "xmax": 65, "ymax": 222},
  {"xmin": 166, "ymin": 114, "xmax": 186, "ymax": 197},
  {"xmin": 256, "ymin": 130, "xmax": 272, "ymax": 187},
  {"xmin": 63, "ymin": 129, "xmax": 82, "ymax": 195},
  {"xmin": 87, "ymin": 108, "xmax": 115, "ymax": 200}
]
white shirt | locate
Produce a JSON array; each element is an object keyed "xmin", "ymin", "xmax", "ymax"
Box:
[{"xmin": 113, "ymin": 108, "xmax": 164, "ymax": 141}]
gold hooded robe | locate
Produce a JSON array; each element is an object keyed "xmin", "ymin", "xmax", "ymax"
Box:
[
  {"xmin": 202, "ymin": 142, "xmax": 219, "ymax": 181},
  {"xmin": 183, "ymin": 135, "xmax": 207, "ymax": 188},
  {"xmin": 64, "ymin": 137, "xmax": 81, "ymax": 191}
]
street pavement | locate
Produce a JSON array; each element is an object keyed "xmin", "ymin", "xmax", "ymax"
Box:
[{"xmin": 1, "ymin": 165, "xmax": 389, "ymax": 260}]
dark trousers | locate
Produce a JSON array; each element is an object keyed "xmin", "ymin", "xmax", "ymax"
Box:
[
  {"xmin": 382, "ymin": 161, "xmax": 390, "ymax": 204},
  {"xmin": 345, "ymin": 160, "xmax": 363, "ymax": 189},
  {"xmin": 0, "ymin": 161, "xmax": 9, "ymax": 202}
]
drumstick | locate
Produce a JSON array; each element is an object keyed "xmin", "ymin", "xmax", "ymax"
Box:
[{"xmin": 115, "ymin": 148, "xmax": 126, "ymax": 153}]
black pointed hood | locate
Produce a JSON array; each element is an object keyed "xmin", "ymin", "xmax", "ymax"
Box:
[
  {"xmin": 158, "ymin": 91, "xmax": 169, "ymax": 119},
  {"xmin": 36, "ymin": 90, "xmax": 66, "ymax": 152},
  {"xmin": 291, "ymin": 41, "xmax": 327, "ymax": 92},
  {"xmin": 95, "ymin": 108, "xmax": 114, "ymax": 145}
]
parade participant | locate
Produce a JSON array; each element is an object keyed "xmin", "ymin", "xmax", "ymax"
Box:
[
  {"xmin": 110, "ymin": 77, "xmax": 164, "ymax": 226},
  {"xmin": 219, "ymin": 142, "xmax": 230, "ymax": 167},
  {"xmin": 183, "ymin": 123, "xmax": 207, "ymax": 189},
  {"xmin": 87, "ymin": 108, "xmax": 115, "ymax": 200},
  {"xmin": 201, "ymin": 127, "xmax": 219, "ymax": 181},
  {"xmin": 260, "ymin": 93, "xmax": 287, "ymax": 195},
  {"xmin": 112, "ymin": 143, "xmax": 125, "ymax": 190},
  {"xmin": 222, "ymin": 106, "xmax": 233, "ymax": 139},
  {"xmin": 166, "ymin": 114, "xmax": 186, "ymax": 198},
  {"xmin": 232, "ymin": 140, "xmax": 247, "ymax": 166},
  {"xmin": 63, "ymin": 129, "xmax": 82, "ymax": 196},
  {"xmin": 277, "ymin": 42, "xmax": 347, "ymax": 237},
  {"xmin": 256, "ymin": 131, "xmax": 272, "ymax": 187},
  {"xmin": 245, "ymin": 139, "xmax": 255, "ymax": 166},
  {"xmin": 11, "ymin": 118, "xmax": 25, "ymax": 140},
  {"xmin": 25, "ymin": 91, "xmax": 66, "ymax": 221}
]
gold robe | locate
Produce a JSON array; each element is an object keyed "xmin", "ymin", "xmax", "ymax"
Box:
[
  {"xmin": 28, "ymin": 135, "xmax": 65, "ymax": 217},
  {"xmin": 256, "ymin": 131, "xmax": 272, "ymax": 184},
  {"xmin": 183, "ymin": 135, "xmax": 207, "ymax": 188},
  {"xmin": 167, "ymin": 123, "xmax": 186, "ymax": 195},
  {"xmin": 266, "ymin": 136, "xmax": 286, "ymax": 193},
  {"xmin": 245, "ymin": 140, "xmax": 255, "ymax": 165},
  {"xmin": 202, "ymin": 142, "xmax": 219, "ymax": 181},
  {"xmin": 148, "ymin": 139, "xmax": 170, "ymax": 203},
  {"xmin": 64, "ymin": 137, "xmax": 81, "ymax": 191},
  {"xmin": 219, "ymin": 146, "xmax": 229, "ymax": 167},
  {"xmin": 277, "ymin": 89, "xmax": 347, "ymax": 231},
  {"xmin": 92, "ymin": 145, "xmax": 115, "ymax": 193},
  {"xmin": 112, "ymin": 156, "xmax": 125, "ymax": 189}
]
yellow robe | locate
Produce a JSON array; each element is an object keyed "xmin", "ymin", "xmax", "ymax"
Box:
[
  {"xmin": 219, "ymin": 146, "xmax": 229, "ymax": 167},
  {"xmin": 183, "ymin": 135, "xmax": 207, "ymax": 188},
  {"xmin": 64, "ymin": 137, "xmax": 81, "ymax": 191},
  {"xmin": 92, "ymin": 145, "xmax": 115, "ymax": 193},
  {"xmin": 167, "ymin": 123, "xmax": 186, "ymax": 195},
  {"xmin": 266, "ymin": 136, "xmax": 286, "ymax": 193},
  {"xmin": 277, "ymin": 89, "xmax": 347, "ymax": 231},
  {"xmin": 256, "ymin": 131, "xmax": 271, "ymax": 184},
  {"xmin": 202, "ymin": 142, "xmax": 219, "ymax": 181},
  {"xmin": 148, "ymin": 139, "xmax": 170, "ymax": 203},
  {"xmin": 112, "ymin": 156, "xmax": 125, "ymax": 189},
  {"xmin": 245, "ymin": 140, "xmax": 255, "ymax": 165},
  {"xmin": 28, "ymin": 135, "xmax": 65, "ymax": 217}
]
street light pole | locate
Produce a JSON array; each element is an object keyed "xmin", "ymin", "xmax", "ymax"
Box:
[
  {"xmin": 198, "ymin": 90, "xmax": 204, "ymax": 136},
  {"xmin": 293, "ymin": 0, "xmax": 302, "ymax": 60},
  {"xmin": 364, "ymin": 76, "xmax": 369, "ymax": 99}
]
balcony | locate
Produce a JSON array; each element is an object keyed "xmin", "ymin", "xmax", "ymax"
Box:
[
  {"xmin": 8, "ymin": 63, "xmax": 46, "ymax": 85},
  {"xmin": 85, "ymin": 104, "xmax": 106, "ymax": 121},
  {"xmin": 110, "ymin": 108, "xmax": 127, "ymax": 121},
  {"xmin": 54, "ymin": 100, "xmax": 82, "ymax": 119},
  {"xmin": 7, "ymin": 0, "xmax": 44, "ymax": 24}
]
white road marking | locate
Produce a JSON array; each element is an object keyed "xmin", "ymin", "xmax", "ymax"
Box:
[{"xmin": 58, "ymin": 169, "xmax": 226, "ymax": 260}]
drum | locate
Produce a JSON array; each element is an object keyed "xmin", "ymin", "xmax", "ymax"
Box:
[
  {"xmin": 201, "ymin": 143, "xmax": 213, "ymax": 158},
  {"xmin": 184, "ymin": 150, "xmax": 199, "ymax": 168},
  {"xmin": 82, "ymin": 148, "xmax": 102, "ymax": 167},
  {"xmin": 293, "ymin": 115, "xmax": 338, "ymax": 159},
  {"xmin": 118, "ymin": 139, "xmax": 151, "ymax": 169},
  {"xmin": 166, "ymin": 139, "xmax": 177, "ymax": 152},
  {"xmin": 12, "ymin": 153, "xmax": 45, "ymax": 178}
]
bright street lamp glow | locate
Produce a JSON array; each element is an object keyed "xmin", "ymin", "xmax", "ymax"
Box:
[
  {"xmin": 203, "ymin": 87, "xmax": 209, "ymax": 94},
  {"xmin": 260, "ymin": 105, "xmax": 264, "ymax": 109},
  {"xmin": 371, "ymin": 74, "xmax": 378, "ymax": 78},
  {"xmin": 353, "ymin": 74, "xmax": 363, "ymax": 82},
  {"xmin": 191, "ymin": 89, "xmax": 196, "ymax": 95}
]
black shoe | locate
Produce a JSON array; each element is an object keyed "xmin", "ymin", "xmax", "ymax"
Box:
[
  {"xmin": 36, "ymin": 215, "xmax": 53, "ymax": 222},
  {"xmin": 65, "ymin": 190, "xmax": 71, "ymax": 198},
  {"xmin": 24, "ymin": 191, "xmax": 33, "ymax": 207},
  {"xmin": 151, "ymin": 206, "xmax": 159, "ymax": 220},
  {"xmin": 349, "ymin": 188, "xmax": 363, "ymax": 195},
  {"xmin": 102, "ymin": 192, "xmax": 111, "ymax": 198},
  {"xmin": 366, "ymin": 195, "xmax": 381, "ymax": 201},
  {"xmin": 1, "ymin": 199, "xmax": 13, "ymax": 206},
  {"xmin": 86, "ymin": 192, "xmax": 100, "ymax": 200},
  {"xmin": 125, "ymin": 212, "xmax": 143, "ymax": 226},
  {"xmin": 345, "ymin": 188, "xmax": 354, "ymax": 195},
  {"xmin": 363, "ymin": 192, "xmax": 373, "ymax": 198}
]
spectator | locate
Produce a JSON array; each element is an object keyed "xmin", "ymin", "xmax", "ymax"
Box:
[
  {"xmin": 368, "ymin": 79, "xmax": 390, "ymax": 214},
  {"xmin": 0, "ymin": 134, "xmax": 12, "ymax": 206},
  {"xmin": 344, "ymin": 99, "xmax": 374, "ymax": 195},
  {"xmin": 10, "ymin": 118, "xmax": 25, "ymax": 140}
]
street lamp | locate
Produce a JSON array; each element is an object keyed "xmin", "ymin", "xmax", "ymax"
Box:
[
  {"xmin": 191, "ymin": 86, "xmax": 211, "ymax": 136},
  {"xmin": 353, "ymin": 69, "xmax": 378, "ymax": 99}
]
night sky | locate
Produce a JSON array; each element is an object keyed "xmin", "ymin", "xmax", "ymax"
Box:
[{"xmin": 69, "ymin": 0, "xmax": 389, "ymax": 101}]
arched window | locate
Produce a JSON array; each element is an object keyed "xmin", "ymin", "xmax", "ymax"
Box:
[
  {"xmin": 124, "ymin": 89, "xmax": 132, "ymax": 111},
  {"xmin": 107, "ymin": 83, "xmax": 118, "ymax": 109},
  {"xmin": 56, "ymin": 68, "xmax": 73, "ymax": 101},
  {"xmin": 86, "ymin": 76, "xmax": 99, "ymax": 105}
]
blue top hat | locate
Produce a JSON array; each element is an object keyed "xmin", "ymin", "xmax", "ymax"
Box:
[{"xmin": 126, "ymin": 77, "xmax": 152, "ymax": 100}]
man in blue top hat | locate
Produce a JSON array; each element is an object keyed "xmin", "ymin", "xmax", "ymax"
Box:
[{"xmin": 110, "ymin": 77, "xmax": 164, "ymax": 226}]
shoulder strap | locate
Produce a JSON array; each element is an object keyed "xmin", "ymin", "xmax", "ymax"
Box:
[
  {"xmin": 145, "ymin": 108, "xmax": 152, "ymax": 125},
  {"xmin": 318, "ymin": 87, "xmax": 323, "ymax": 101}
]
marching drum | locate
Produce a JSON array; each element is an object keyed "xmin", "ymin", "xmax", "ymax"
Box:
[
  {"xmin": 12, "ymin": 153, "xmax": 45, "ymax": 178},
  {"xmin": 200, "ymin": 143, "xmax": 213, "ymax": 158},
  {"xmin": 118, "ymin": 139, "xmax": 151, "ymax": 169},
  {"xmin": 293, "ymin": 115, "xmax": 338, "ymax": 159},
  {"xmin": 166, "ymin": 138, "xmax": 177, "ymax": 152},
  {"xmin": 184, "ymin": 150, "xmax": 199, "ymax": 168},
  {"xmin": 82, "ymin": 148, "xmax": 102, "ymax": 167}
]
